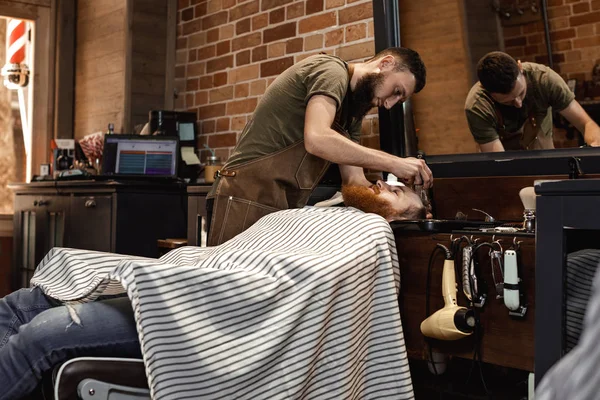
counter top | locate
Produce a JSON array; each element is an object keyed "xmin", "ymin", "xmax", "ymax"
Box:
[
  {"xmin": 187, "ymin": 184, "xmax": 213, "ymax": 194},
  {"xmin": 7, "ymin": 179, "xmax": 188, "ymax": 194},
  {"xmin": 535, "ymin": 178, "xmax": 600, "ymax": 196},
  {"xmin": 391, "ymin": 219, "xmax": 497, "ymax": 232}
]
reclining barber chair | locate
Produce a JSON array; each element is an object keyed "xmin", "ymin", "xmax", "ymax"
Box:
[
  {"xmin": 44, "ymin": 357, "xmax": 150, "ymax": 400},
  {"xmin": 42, "ymin": 239, "xmax": 187, "ymax": 399}
]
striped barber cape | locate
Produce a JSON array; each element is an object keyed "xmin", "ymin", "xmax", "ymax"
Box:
[{"xmin": 31, "ymin": 206, "xmax": 414, "ymax": 400}]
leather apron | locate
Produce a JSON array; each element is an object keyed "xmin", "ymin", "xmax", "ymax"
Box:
[
  {"xmin": 206, "ymin": 138, "xmax": 331, "ymax": 246},
  {"xmin": 208, "ymin": 61, "xmax": 355, "ymax": 246},
  {"xmin": 495, "ymin": 106, "xmax": 554, "ymax": 150}
]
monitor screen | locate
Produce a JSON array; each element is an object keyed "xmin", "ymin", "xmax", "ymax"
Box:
[{"xmin": 102, "ymin": 136, "xmax": 178, "ymax": 177}]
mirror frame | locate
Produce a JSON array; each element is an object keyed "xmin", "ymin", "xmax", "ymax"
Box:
[
  {"xmin": 427, "ymin": 147, "xmax": 600, "ymax": 178},
  {"xmin": 372, "ymin": 0, "xmax": 600, "ymax": 177}
]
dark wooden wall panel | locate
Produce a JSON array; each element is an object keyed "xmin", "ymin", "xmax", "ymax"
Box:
[
  {"xmin": 74, "ymin": 0, "xmax": 169, "ymax": 136},
  {"xmin": 432, "ymin": 174, "xmax": 600, "ymax": 222},
  {"xmin": 129, "ymin": 0, "xmax": 168, "ymax": 130},
  {"xmin": 398, "ymin": 0, "xmax": 476, "ymax": 155},
  {"xmin": 395, "ymin": 232, "xmax": 535, "ymax": 371},
  {"xmin": 74, "ymin": 0, "xmax": 127, "ymax": 137}
]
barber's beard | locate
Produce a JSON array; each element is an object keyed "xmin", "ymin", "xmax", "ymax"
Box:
[{"xmin": 349, "ymin": 72, "xmax": 384, "ymax": 120}]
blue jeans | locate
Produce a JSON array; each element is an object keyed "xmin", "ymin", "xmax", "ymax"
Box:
[{"xmin": 0, "ymin": 287, "xmax": 142, "ymax": 400}]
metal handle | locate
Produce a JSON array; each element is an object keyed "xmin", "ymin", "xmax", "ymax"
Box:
[
  {"xmin": 34, "ymin": 199, "xmax": 49, "ymax": 207},
  {"xmin": 78, "ymin": 378, "xmax": 151, "ymax": 400},
  {"xmin": 84, "ymin": 199, "xmax": 96, "ymax": 208}
]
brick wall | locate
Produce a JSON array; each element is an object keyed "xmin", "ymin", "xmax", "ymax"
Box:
[
  {"xmin": 503, "ymin": 0, "xmax": 600, "ymax": 82},
  {"xmin": 174, "ymin": 0, "xmax": 378, "ymax": 162}
]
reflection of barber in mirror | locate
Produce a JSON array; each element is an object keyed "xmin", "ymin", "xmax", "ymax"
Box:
[{"xmin": 465, "ymin": 51, "xmax": 600, "ymax": 152}]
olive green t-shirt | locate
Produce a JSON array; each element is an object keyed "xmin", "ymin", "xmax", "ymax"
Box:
[
  {"xmin": 464, "ymin": 62, "xmax": 575, "ymax": 144},
  {"xmin": 223, "ymin": 54, "xmax": 362, "ymax": 169}
]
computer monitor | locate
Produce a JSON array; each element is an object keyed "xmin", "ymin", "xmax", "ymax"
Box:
[{"xmin": 101, "ymin": 135, "xmax": 179, "ymax": 179}]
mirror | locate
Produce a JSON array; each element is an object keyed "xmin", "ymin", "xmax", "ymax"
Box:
[{"xmin": 397, "ymin": 0, "xmax": 600, "ymax": 156}]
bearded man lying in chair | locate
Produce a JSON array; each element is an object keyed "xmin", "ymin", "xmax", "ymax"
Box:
[{"xmin": 1, "ymin": 181, "xmax": 427, "ymax": 400}]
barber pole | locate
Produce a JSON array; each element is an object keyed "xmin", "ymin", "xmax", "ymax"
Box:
[
  {"xmin": 3, "ymin": 18, "xmax": 32, "ymax": 181},
  {"xmin": 2, "ymin": 19, "xmax": 30, "ymax": 89}
]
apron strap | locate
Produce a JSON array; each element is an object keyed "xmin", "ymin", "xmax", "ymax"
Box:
[{"xmin": 494, "ymin": 104, "xmax": 538, "ymax": 150}]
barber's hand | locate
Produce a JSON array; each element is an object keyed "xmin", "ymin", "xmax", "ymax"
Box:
[
  {"xmin": 391, "ymin": 157, "xmax": 433, "ymax": 188},
  {"xmin": 588, "ymin": 139, "xmax": 600, "ymax": 147}
]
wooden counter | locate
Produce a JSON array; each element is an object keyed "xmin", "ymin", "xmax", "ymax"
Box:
[{"xmin": 8, "ymin": 180, "xmax": 187, "ymax": 290}]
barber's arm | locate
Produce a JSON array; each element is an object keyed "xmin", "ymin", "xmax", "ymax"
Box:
[
  {"xmin": 479, "ymin": 139, "xmax": 505, "ymax": 152},
  {"xmin": 465, "ymin": 108, "xmax": 505, "ymax": 152},
  {"xmin": 304, "ymin": 95, "xmax": 433, "ymax": 188},
  {"xmin": 338, "ymin": 165, "xmax": 371, "ymax": 186},
  {"xmin": 559, "ymin": 100, "xmax": 600, "ymax": 147}
]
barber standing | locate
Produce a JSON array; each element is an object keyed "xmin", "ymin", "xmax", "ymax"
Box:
[
  {"xmin": 465, "ymin": 51, "xmax": 600, "ymax": 152},
  {"xmin": 206, "ymin": 47, "xmax": 432, "ymax": 246}
]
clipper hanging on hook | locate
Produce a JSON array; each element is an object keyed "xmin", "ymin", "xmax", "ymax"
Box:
[
  {"xmin": 462, "ymin": 241, "xmax": 486, "ymax": 308},
  {"xmin": 490, "ymin": 239, "xmax": 504, "ymax": 299},
  {"xmin": 503, "ymin": 239, "xmax": 527, "ymax": 317}
]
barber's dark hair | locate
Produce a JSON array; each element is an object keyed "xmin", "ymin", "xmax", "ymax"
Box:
[
  {"xmin": 370, "ymin": 47, "xmax": 427, "ymax": 93},
  {"xmin": 477, "ymin": 51, "xmax": 520, "ymax": 94}
]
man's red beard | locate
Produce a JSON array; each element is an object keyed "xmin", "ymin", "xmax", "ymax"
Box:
[{"xmin": 341, "ymin": 184, "xmax": 396, "ymax": 220}]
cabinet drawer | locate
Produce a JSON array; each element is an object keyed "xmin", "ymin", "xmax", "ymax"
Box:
[
  {"xmin": 15, "ymin": 194, "xmax": 65, "ymax": 212},
  {"xmin": 65, "ymin": 195, "xmax": 113, "ymax": 252},
  {"xmin": 12, "ymin": 194, "xmax": 68, "ymax": 289}
]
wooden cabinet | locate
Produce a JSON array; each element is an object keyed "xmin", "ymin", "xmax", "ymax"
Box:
[
  {"xmin": 66, "ymin": 194, "xmax": 114, "ymax": 252},
  {"xmin": 9, "ymin": 180, "xmax": 186, "ymax": 290},
  {"xmin": 13, "ymin": 194, "xmax": 69, "ymax": 288}
]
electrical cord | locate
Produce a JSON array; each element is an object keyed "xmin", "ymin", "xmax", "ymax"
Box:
[
  {"xmin": 464, "ymin": 241, "xmax": 499, "ymax": 397},
  {"xmin": 451, "ymin": 239, "xmax": 526, "ymax": 397},
  {"xmin": 466, "ymin": 315, "xmax": 491, "ymax": 397},
  {"xmin": 425, "ymin": 243, "xmax": 452, "ymax": 377},
  {"xmin": 424, "ymin": 238, "xmax": 512, "ymax": 397},
  {"xmin": 470, "ymin": 242, "xmax": 496, "ymax": 306}
]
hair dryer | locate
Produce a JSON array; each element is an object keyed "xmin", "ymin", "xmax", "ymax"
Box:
[{"xmin": 421, "ymin": 259, "xmax": 476, "ymax": 340}]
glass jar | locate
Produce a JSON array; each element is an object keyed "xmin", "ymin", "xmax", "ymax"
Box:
[{"xmin": 204, "ymin": 155, "xmax": 221, "ymax": 183}]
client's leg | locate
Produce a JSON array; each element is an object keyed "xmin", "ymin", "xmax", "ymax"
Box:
[
  {"xmin": 0, "ymin": 295, "xmax": 141, "ymax": 400},
  {"xmin": 0, "ymin": 287, "xmax": 55, "ymax": 348}
]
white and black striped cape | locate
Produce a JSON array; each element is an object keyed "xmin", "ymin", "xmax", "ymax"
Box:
[
  {"xmin": 535, "ymin": 249, "xmax": 600, "ymax": 400},
  {"xmin": 31, "ymin": 207, "xmax": 414, "ymax": 400}
]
